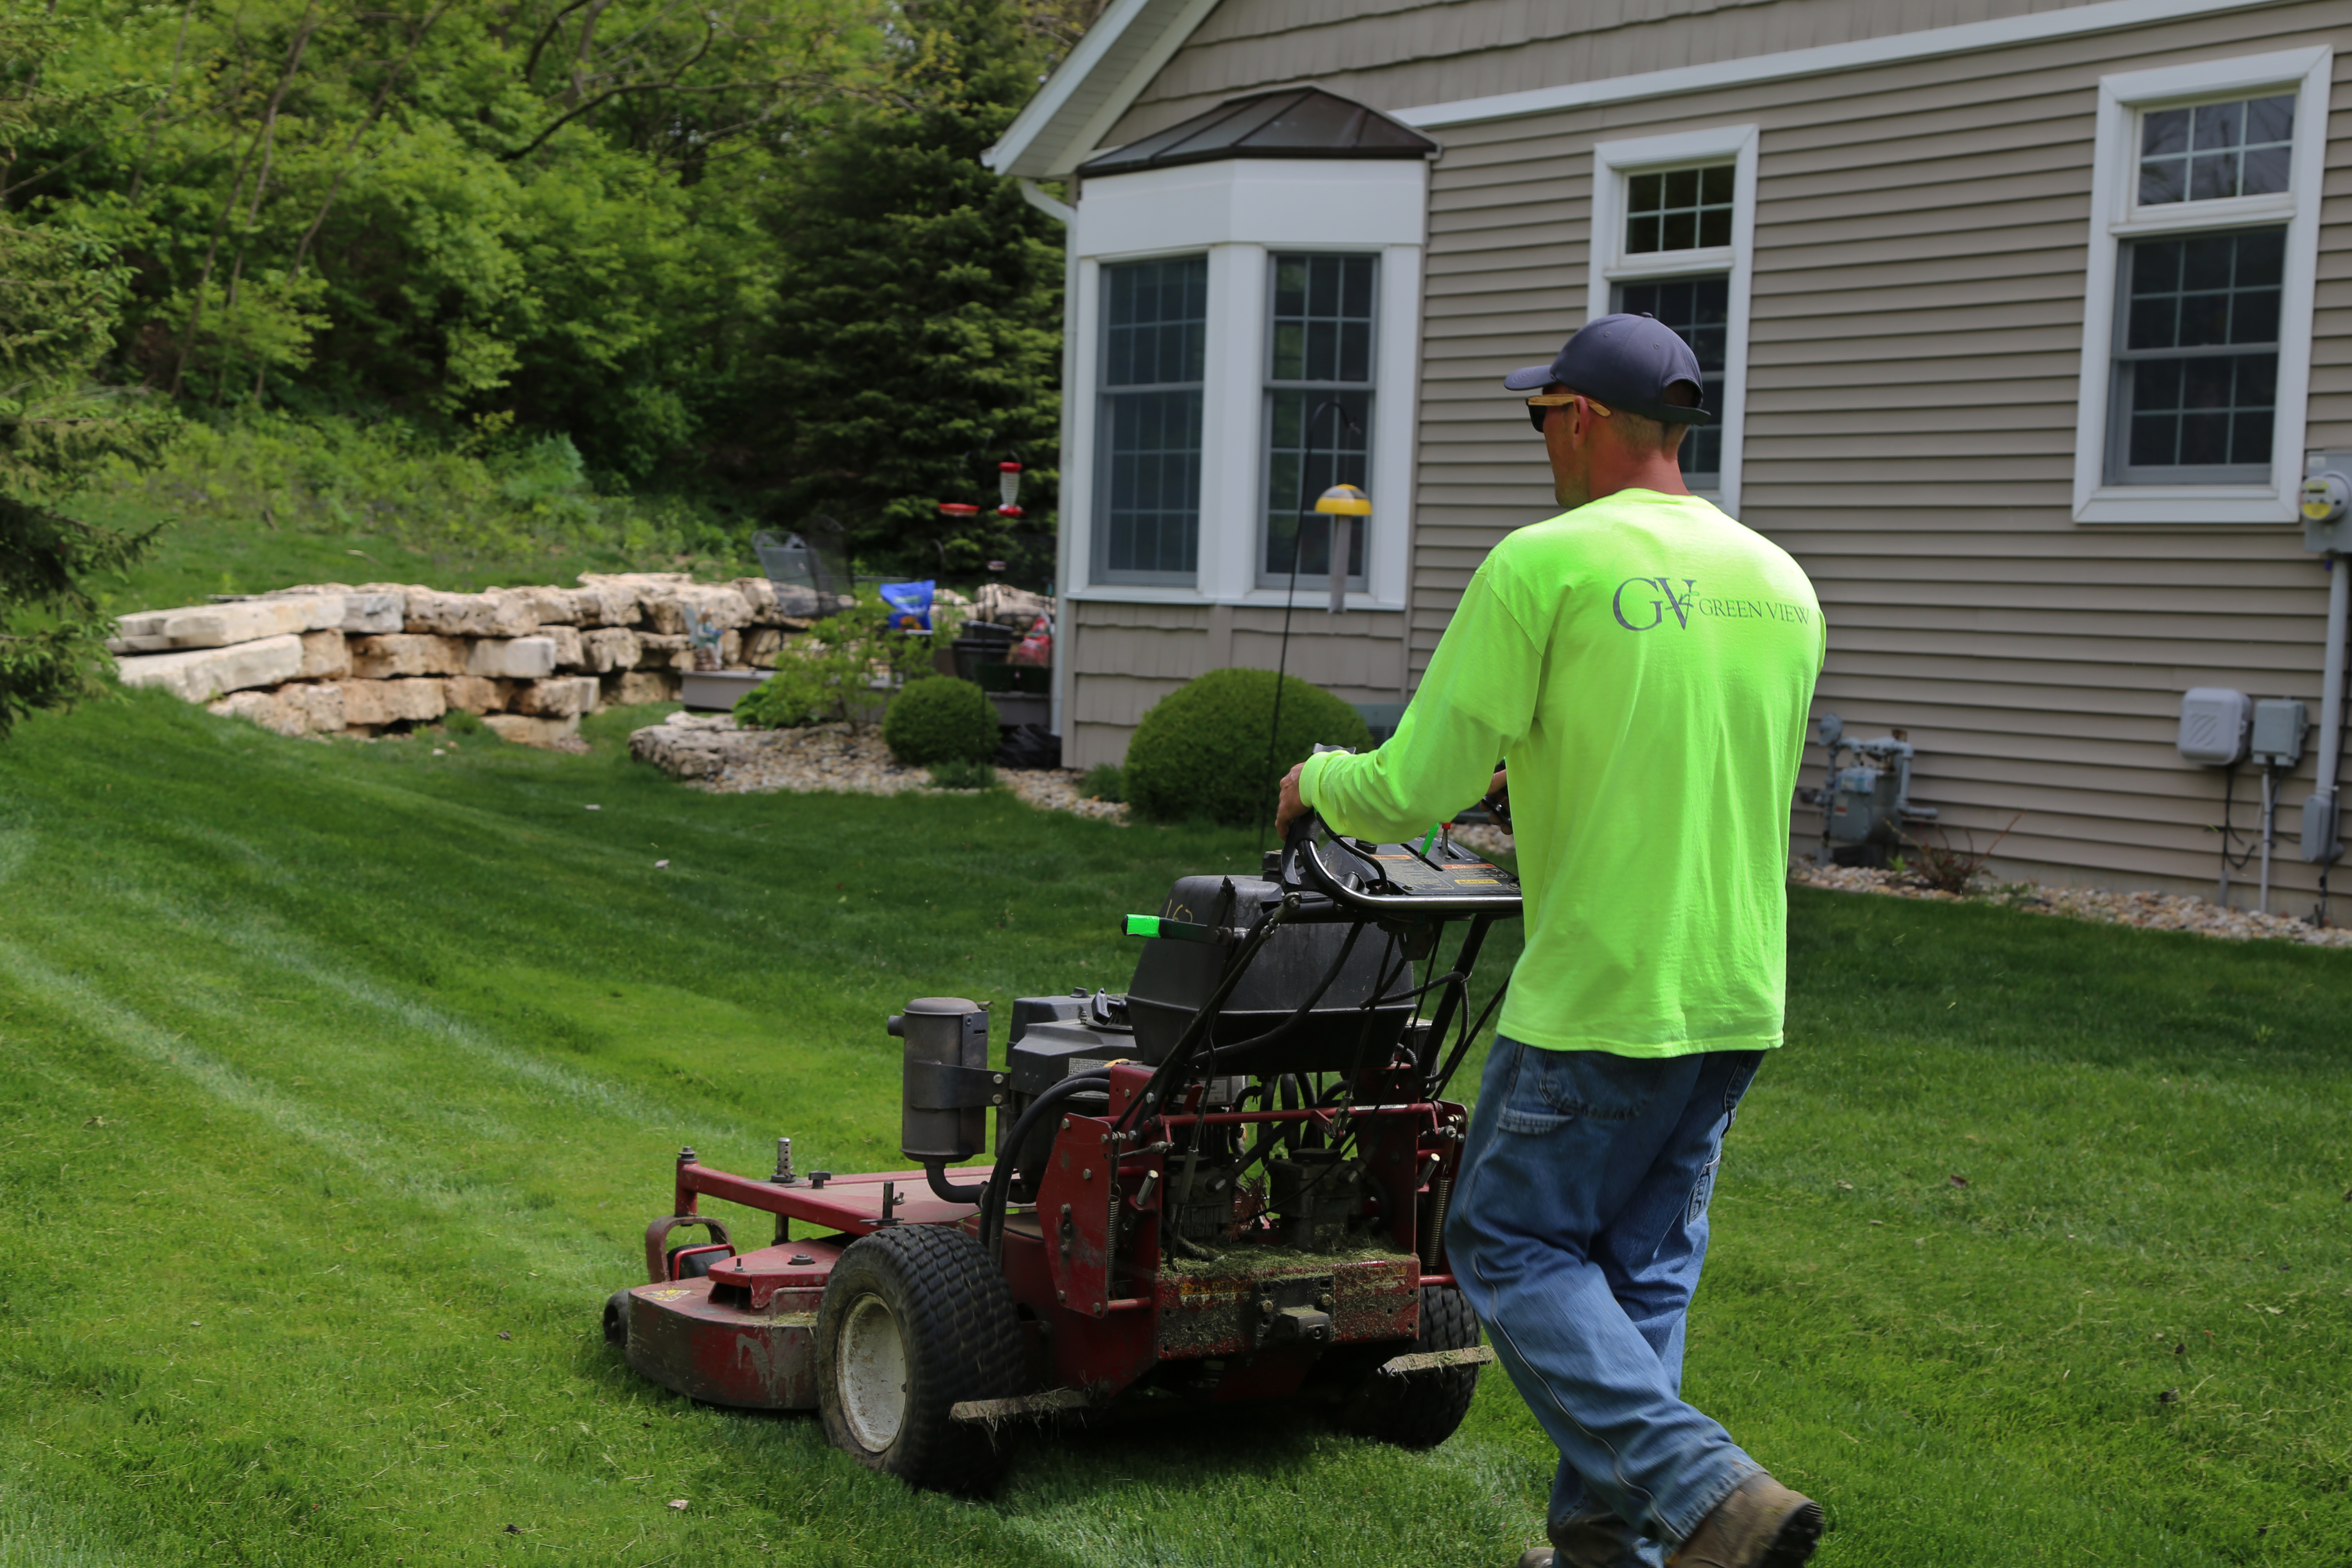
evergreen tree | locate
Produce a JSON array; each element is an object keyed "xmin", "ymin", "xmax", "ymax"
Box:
[
  {"xmin": 753, "ymin": 0, "xmax": 1063, "ymax": 573},
  {"xmin": 0, "ymin": 5, "xmax": 164, "ymax": 737}
]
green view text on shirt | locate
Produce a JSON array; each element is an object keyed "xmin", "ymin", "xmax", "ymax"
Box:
[{"xmin": 1300, "ymin": 489, "xmax": 1823, "ymax": 1057}]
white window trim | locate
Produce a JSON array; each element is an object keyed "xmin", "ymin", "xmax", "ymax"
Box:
[
  {"xmin": 1586, "ymin": 125, "xmax": 1757, "ymax": 518},
  {"xmin": 1061, "ymin": 159, "xmax": 1424, "ymax": 608},
  {"xmin": 2070, "ymin": 46, "xmax": 2331, "ymax": 526}
]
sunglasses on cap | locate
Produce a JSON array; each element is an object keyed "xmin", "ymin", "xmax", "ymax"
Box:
[{"xmin": 1525, "ymin": 392, "xmax": 1612, "ymax": 433}]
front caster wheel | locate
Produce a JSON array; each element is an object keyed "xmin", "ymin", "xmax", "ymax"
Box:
[{"xmin": 815, "ymin": 1226, "xmax": 1024, "ymax": 1494}]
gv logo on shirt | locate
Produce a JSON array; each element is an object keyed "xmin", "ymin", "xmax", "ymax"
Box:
[{"xmin": 1612, "ymin": 577, "xmax": 1698, "ymax": 631}]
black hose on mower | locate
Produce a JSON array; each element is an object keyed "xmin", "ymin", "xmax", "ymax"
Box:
[
  {"xmin": 922, "ymin": 1160, "xmax": 988, "ymax": 1204},
  {"xmin": 978, "ymin": 1071, "xmax": 1112, "ymax": 1262}
]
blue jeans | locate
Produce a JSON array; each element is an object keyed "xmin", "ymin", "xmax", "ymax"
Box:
[{"xmin": 1447, "ymin": 1039, "xmax": 1766, "ymax": 1564}]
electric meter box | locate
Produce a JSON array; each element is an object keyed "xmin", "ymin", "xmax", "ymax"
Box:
[
  {"xmin": 2177, "ymin": 688, "xmax": 2251, "ymax": 766},
  {"xmin": 2305, "ymin": 450, "xmax": 2352, "ymax": 553},
  {"xmin": 2249, "ymin": 698, "xmax": 2308, "ymax": 769}
]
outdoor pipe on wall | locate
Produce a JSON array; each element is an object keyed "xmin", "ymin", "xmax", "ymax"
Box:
[{"xmin": 2308, "ymin": 555, "xmax": 2347, "ymax": 864}]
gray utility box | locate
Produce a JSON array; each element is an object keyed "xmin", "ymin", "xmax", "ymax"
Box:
[
  {"xmin": 2177, "ymin": 688, "xmax": 2251, "ymax": 766},
  {"xmin": 2250, "ymin": 698, "xmax": 2307, "ymax": 769}
]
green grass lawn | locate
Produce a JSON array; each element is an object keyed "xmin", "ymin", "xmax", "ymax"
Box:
[{"xmin": 1, "ymin": 691, "xmax": 2346, "ymax": 1567}]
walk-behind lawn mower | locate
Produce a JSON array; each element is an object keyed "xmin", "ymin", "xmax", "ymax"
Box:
[{"xmin": 602, "ymin": 810, "xmax": 1524, "ymax": 1493}]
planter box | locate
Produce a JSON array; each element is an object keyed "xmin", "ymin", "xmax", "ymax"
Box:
[
  {"xmin": 987, "ymin": 690, "xmax": 1050, "ymax": 728},
  {"xmin": 680, "ymin": 668, "xmax": 768, "ymax": 712}
]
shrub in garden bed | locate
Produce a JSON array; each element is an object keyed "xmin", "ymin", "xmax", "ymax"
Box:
[
  {"xmin": 1124, "ymin": 669, "xmax": 1370, "ymax": 827},
  {"xmin": 884, "ymin": 677, "xmax": 998, "ymax": 766}
]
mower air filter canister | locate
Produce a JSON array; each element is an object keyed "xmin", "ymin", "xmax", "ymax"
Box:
[{"xmin": 892, "ymin": 997, "xmax": 990, "ymax": 1162}]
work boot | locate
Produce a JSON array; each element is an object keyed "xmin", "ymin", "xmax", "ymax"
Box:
[{"xmin": 1666, "ymin": 1473, "xmax": 1823, "ymax": 1568}]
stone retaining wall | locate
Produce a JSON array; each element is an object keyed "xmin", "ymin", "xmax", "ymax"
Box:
[{"xmin": 110, "ymin": 573, "xmax": 826, "ymax": 747}]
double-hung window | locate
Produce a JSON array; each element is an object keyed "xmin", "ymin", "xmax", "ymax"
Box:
[
  {"xmin": 1588, "ymin": 128, "xmax": 1756, "ymax": 513},
  {"xmin": 1260, "ymin": 253, "xmax": 1376, "ymax": 589},
  {"xmin": 1097, "ymin": 255, "xmax": 1209, "ymax": 582},
  {"xmin": 2072, "ymin": 49, "xmax": 2329, "ymax": 524}
]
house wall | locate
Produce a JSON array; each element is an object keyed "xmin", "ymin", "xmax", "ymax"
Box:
[
  {"xmin": 1067, "ymin": 601, "xmax": 1409, "ymax": 766},
  {"xmin": 1102, "ymin": 0, "xmax": 2121, "ymax": 146},
  {"xmin": 1090, "ymin": 0, "xmax": 2352, "ymax": 907}
]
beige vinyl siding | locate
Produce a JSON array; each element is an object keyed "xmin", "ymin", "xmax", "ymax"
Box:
[
  {"xmin": 1397, "ymin": 1, "xmax": 2352, "ymax": 900},
  {"xmin": 1103, "ymin": 0, "xmax": 2122, "ymax": 148},
  {"xmin": 1066, "ymin": 600, "xmax": 1409, "ymax": 768}
]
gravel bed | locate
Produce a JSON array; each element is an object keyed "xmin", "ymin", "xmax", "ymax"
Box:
[
  {"xmin": 632, "ymin": 714, "xmax": 1129, "ymax": 822},
  {"xmin": 1436, "ymin": 824, "xmax": 2350, "ymax": 948},
  {"xmin": 1792, "ymin": 861, "xmax": 2352, "ymax": 947}
]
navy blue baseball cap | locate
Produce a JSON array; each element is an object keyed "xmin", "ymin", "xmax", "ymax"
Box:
[{"xmin": 1504, "ymin": 314, "xmax": 1709, "ymax": 424}]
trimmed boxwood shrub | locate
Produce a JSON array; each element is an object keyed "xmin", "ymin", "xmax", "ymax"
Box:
[
  {"xmin": 1124, "ymin": 668, "xmax": 1372, "ymax": 827},
  {"xmin": 883, "ymin": 676, "xmax": 998, "ymax": 766}
]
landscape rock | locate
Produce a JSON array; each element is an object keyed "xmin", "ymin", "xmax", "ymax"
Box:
[
  {"xmin": 404, "ymin": 588, "xmax": 539, "ymax": 639},
  {"xmin": 632, "ymin": 632, "xmax": 692, "ymax": 671},
  {"xmin": 603, "ymin": 670, "xmax": 680, "ymax": 706},
  {"xmin": 484, "ymin": 713, "xmax": 582, "ymax": 748},
  {"xmin": 337, "ymin": 677, "xmax": 447, "ymax": 727},
  {"xmin": 297, "ymin": 629, "xmax": 350, "ymax": 680},
  {"xmin": 115, "ymin": 635, "xmax": 305, "ymax": 702},
  {"xmin": 504, "ymin": 585, "xmax": 580, "ymax": 625},
  {"xmin": 743, "ymin": 627, "xmax": 784, "ymax": 667},
  {"xmin": 253, "ymin": 586, "xmax": 404, "ymax": 634},
  {"xmin": 110, "ymin": 597, "xmax": 339, "ymax": 652},
  {"xmin": 569, "ymin": 581, "xmax": 642, "ymax": 627},
  {"xmin": 579, "ymin": 626, "xmax": 641, "ymax": 673},
  {"xmin": 442, "ymin": 675, "xmax": 514, "ymax": 715},
  {"xmin": 467, "ymin": 636, "xmax": 558, "ymax": 680},
  {"xmin": 537, "ymin": 622, "xmax": 586, "ymax": 670},
  {"xmin": 280, "ymin": 682, "xmax": 347, "ymax": 734},
  {"xmin": 512, "ymin": 675, "xmax": 599, "ymax": 718},
  {"xmin": 349, "ymin": 633, "xmax": 468, "ymax": 679}
]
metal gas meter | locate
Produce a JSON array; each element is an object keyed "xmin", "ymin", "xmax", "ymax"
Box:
[{"xmin": 1810, "ymin": 711, "xmax": 1937, "ymax": 864}]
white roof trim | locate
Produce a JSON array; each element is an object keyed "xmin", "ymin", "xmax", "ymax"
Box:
[
  {"xmin": 1393, "ymin": 0, "xmax": 2280, "ymax": 129},
  {"xmin": 983, "ymin": 0, "xmax": 1222, "ymax": 179}
]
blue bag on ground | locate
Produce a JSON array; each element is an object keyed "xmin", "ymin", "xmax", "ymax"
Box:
[{"xmin": 879, "ymin": 580, "xmax": 934, "ymax": 634}]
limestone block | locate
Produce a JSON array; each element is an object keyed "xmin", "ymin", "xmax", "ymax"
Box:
[
  {"xmin": 207, "ymin": 689, "xmax": 303, "ymax": 737},
  {"xmin": 467, "ymin": 636, "xmax": 557, "ymax": 680},
  {"xmin": 336, "ymin": 592, "xmax": 404, "ymax": 634},
  {"xmin": 349, "ymin": 633, "xmax": 468, "ymax": 679},
  {"xmin": 298, "ymin": 630, "xmax": 350, "ymax": 680},
  {"xmin": 512, "ymin": 675, "xmax": 600, "ymax": 718},
  {"xmin": 404, "ymin": 588, "xmax": 539, "ymax": 638},
  {"xmin": 116, "ymin": 635, "xmax": 304, "ymax": 703},
  {"xmin": 504, "ymin": 585, "xmax": 580, "ymax": 625},
  {"xmin": 538, "ymin": 622, "xmax": 586, "ymax": 670},
  {"xmin": 632, "ymin": 632, "xmax": 690, "ymax": 671},
  {"xmin": 628, "ymin": 718, "xmax": 735, "ymax": 778},
  {"xmin": 484, "ymin": 712, "xmax": 582, "ymax": 748},
  {"xmin": 642, "ymin": 583, "xmax": 752, "ymax": 636},
  {"xmin": 603, "ymin": 669, "xmax": 680, "ymax": 706},
  {"xmin": 743, "ymin": 627, "xmax": 784, "ymax": 668},
  {"xmin": 568, "ymin": 582, "xmax": 641, "ymax": 627},
  {"xmin": 336, "ymin": 677, "xmax": 447, "ymax": 727},
  {"xmin": 110, "ymin": 597, "xmax": 338, "ymax": 653},
  {"xmin": 442, "ymin": 675, "xmax": 514, "ymax": 715},
  {"xmin": 282, "ymin": 682, "xmax": 346, "ymax": 733},
  {"xmin": 579, "ymin": 626, "xmax": 641, "ymax": 674},
  {"xmin": 250, "ymin": 587, "xmax": 401, "ymax": 634},
  {"xmin": 718, "ymin": 629, "xmax": 742, "ymax": 668}
]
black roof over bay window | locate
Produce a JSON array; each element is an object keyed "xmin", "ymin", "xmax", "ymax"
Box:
[{"xmin": 1076, "ymin": 87, "xmax": 1438, "ymax": 177}]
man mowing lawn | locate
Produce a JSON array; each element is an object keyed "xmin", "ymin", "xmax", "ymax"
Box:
[{"xmin": 1278, "ymin": 316, "xmax": 1826, "ymax": 1568}]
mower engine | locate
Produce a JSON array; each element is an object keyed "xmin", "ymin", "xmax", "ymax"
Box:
[{"xmin": 602, "ymin": 816, "xmax": 1521, "ymax": 1493}]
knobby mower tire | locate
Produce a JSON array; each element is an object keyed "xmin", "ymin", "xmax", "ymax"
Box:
[
  {"xmin": 815, "ymin": 1225, "xmax": 1026, "ymax": 1494},
  {"xmin": 1331, "ymin": 1284, "xmax": 1482, "ymax": 1449},
  {"xmin": 601, "ymin": 1291, "xmax": 632, "ymax": 1350}
]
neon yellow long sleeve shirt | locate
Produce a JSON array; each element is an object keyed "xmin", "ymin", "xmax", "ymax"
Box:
[{"xmin": 1299, "ymin": 489, "xmax": 1823, "ymax": 1057}]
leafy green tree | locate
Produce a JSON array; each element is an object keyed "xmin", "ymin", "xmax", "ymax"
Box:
[
  {"xmin": 0, "ymin": 4, "xmax": 165, "ymax": 735},
  {"xmin": 747, "ymin": 0, "xmax": 1064, "ymax": 573}
]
